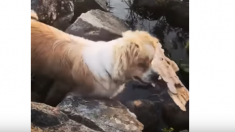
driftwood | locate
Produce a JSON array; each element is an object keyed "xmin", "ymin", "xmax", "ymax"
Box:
[{"xmin": 151, "ymin": 41, "xmax": 189, "ymax": 111}]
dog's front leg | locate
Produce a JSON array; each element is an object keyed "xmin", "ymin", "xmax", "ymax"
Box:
[
  {"xmin": 45, "ymin": 81, "xmax": 72, "ymax": 107},
  {"xmin": 110, "ymin": 84, "xmax": 126, "ymax": 99}
]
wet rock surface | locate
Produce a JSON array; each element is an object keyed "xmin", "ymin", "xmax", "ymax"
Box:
[{"xmin": 66, "ymin": 9, "xmax": 128, "ymax": 41}]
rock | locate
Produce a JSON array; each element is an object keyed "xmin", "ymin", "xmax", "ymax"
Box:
[
  {"xmin": 125, "ymin": 91, "xmax": 189, "ymax": 132},
  {"xmin": 56, "ymin": 95, "xmax": 144, "ymax": 132},
  {"xmin": 31, "ymin": 0, "xmax": 108, "ymax": 31},
  {"xmin": 161, "ymin": 101, "xmax": 189, "ymax": 131},
  {"xmin": 125, "ymin": 100, "xmax": 166, "ymax": 132},
  {"xmin": 71, "ymin": 0, "xmax": 108, "ymax": 23},
  {"xmin": 31, "ymin": 95, "xmax": 144, "ymax": 132},
  {"xmin": 66, "ymin": 9, "xmax": 128, "ymax": 41},
  {"xmin": 31, "ymin": 102, "xmax": 99, "ymax": 132},
  {"xmin": 31, "ymin": 0, "xmax": 74, "ymax": 30}
]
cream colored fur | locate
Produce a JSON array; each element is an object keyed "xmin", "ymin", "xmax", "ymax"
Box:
[{"xmin": 31, "ymin": 11, "xmax": 159, "ymax": 104}]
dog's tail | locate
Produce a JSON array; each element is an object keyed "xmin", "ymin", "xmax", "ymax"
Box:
[{"xmin": 31, "ymin": 10, "xmax": 38, "ymax": 20}]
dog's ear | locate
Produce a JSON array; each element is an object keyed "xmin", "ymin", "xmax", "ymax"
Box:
[{"xmin": 127, "ymin": 42, "xmax": 142, "ymax": 60}]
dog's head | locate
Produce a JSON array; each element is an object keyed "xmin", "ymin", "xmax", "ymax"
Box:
[
  {"xmin": 112, "ymin": 30, "xmax": 189, "ymax": 111},
  {"xmin": 112, "ymin": 30, "xmax": 159, "ymax": 84}
]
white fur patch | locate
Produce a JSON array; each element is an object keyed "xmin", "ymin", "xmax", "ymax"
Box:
[
  {"xmin": 82, "ymin": 40, "xmax": 115, "ymax": 79},
  {"xmin": 82, "ymin": 39, "xmax": 125, "ymax": 98}
]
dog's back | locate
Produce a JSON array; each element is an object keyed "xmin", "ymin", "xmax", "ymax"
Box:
[
  {"xmin": 31, "ymin": 11, "xmax": 92, "ymax": 86},
  {"xmin": 31, "ymin": 11, "xmax": 74, "ymax": 82}
]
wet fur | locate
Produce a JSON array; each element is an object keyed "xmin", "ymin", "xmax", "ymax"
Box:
[{"xmin": 31, "ymin": 11, "xmax": 159, "ymax": 105}]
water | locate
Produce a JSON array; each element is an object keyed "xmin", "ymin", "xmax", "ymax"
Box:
[{"xmin": 107, "ymin": 0, "xmax": 189, "ymax": 64}]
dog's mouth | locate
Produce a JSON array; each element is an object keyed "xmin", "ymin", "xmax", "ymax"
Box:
[{"xmin": 133, "ymin": 76, "xmax": 150, "ymax": 85}]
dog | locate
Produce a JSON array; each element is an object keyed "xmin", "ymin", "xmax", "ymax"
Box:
[
  {"xmin": 31, "ymin": 11, "xmax": 189, "ymax": 111},
  {"xmin": 31, "ymin": 11, "xmax": 161, "ymax": 105}
]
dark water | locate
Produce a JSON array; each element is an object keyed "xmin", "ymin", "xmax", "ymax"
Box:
[
  {"xmin": 106, "ymin": 0, "xmax": 189, "ymax": 102},
  {"xmin": 107, "ymin": 0, "xmax": 189, "ymax": 63}
]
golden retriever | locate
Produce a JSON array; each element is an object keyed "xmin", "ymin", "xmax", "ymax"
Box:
[
  {"xmin": 31, "ymin": 11, "xmax": 159, "ymax": 99},
  {"xmin": 31, "ymin": 11, "xmax": 188, "ymax": 111}
]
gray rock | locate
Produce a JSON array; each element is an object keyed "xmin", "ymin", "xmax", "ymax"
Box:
[
  {"xmin": 69, "ymin": 0, "xmax": 108, "ymax": 24},
  {"xmin": 93, "ymin": 0, "xmax": 108, "ymax": 11},
  {"xmin": 66, "ymin": 9, "xmax": 128, "ymax": 41},
  {"xmin": 56, "ymin": 95, "xmax": 144, "ymax": 132},
  {"xmin": 31, "ymin": 0, "xmax": 108, "ymax": 31},
  {"xmin": 31, "ymin": 0, "xmax": 74, "ymax": 30},
  {"xmin": 31, "ymin": 102, "xmax": 99, "ymax": 132}
]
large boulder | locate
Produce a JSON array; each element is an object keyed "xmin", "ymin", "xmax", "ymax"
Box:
[
  {"xmin": 66, "ymin": 9, "xmax": 129, "ymax": 41},
  {"xmin": 31, "ymin": 102, "xmax": 99, "ymax": 132},
  {"xmin": 71, "ymin": 0, "xmax": 108, "ymax": 23},
  {"xmin": 31, "ymin": 0, "xmax": 108, "ymax": 30},
  {"xmin": 31, "ymin": 0, "xmax": 74, "ymax": 30},
  {"xmin": 57, "ymin": 95, "xmax": 144, "ymax": 132},
  {"xmin": 31, "ymin": 95, "xmax": 144, "ymax": 132}
]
